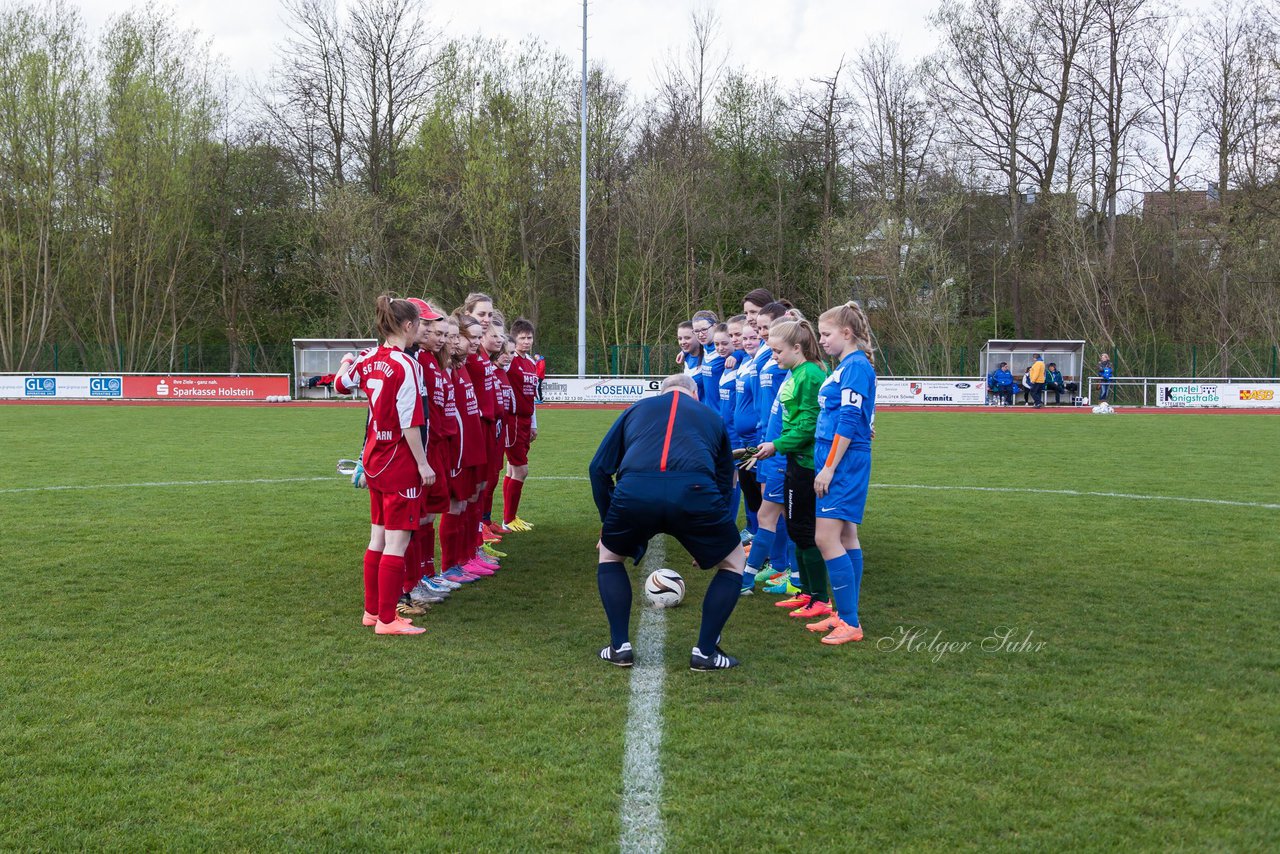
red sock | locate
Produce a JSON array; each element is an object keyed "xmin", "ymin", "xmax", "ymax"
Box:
[
  {"xmin": 363, "ymin": 549, "xmax": 382, "ymax": 615},
  {"xmin": 377, "ymin": 553, "xmax": 406, "ymax": 624},
  {"xmin": 403, "ymin": 535, "xmax": 423, "ymax": 593},
  {"xmin": 504, "ymin": 477, "xmax": 524, "ymax": 524},
  {"xmin": 469, "ymin": 503, "xmax": 483, "ymax": 554},
  {"xmin": 483, "ymin": 474, "xmax": 499, "ymax": 520},
  {"xmin": 422, "ymin": 522, "xmax": 436, "ymax": 577},
  {"xmin": 442, "ymin": 512, "xmax": 462, "ymax": 569}
]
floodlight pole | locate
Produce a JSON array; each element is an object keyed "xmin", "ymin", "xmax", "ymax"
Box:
[{"xmin": 577, "ymin": 0, "xmax": 588, "ymax": 378}]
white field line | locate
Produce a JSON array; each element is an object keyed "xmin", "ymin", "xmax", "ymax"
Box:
[
  {"xmin": 620, "ymin": 536, "xmax": 668, "ymax": 854},
  {"xmin": 0, "ymin": 476, "xmax": 333, "ymax": 495},
  {"xmin": 7, "ymin": 475, "xmax": 1274, "ymax": 512},
  {"xmin": 529, "ymin": 476, "xmax": 1280, "ymax": 511}
]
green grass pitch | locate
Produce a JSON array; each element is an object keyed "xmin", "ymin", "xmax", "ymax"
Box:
[{"xmin": 1, "ymin": 405, "xmax": 1277, "ymax": 850}]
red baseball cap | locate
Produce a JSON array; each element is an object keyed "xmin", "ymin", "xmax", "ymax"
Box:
[{"xmin": 406, "ymin": 298, "xmax": 443, "ymax": 321}]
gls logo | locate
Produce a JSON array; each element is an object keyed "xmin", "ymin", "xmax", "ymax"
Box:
[
  {"xmin": 24, "ymin": 377, "xmax": 56, "ymax": 397},
  {"xmin": 89, "ymin": 377, "xmax": 122, "ymax": 397}
]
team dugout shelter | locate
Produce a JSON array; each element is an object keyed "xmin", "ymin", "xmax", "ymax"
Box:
[
  {"xmin": 292, "ymin": 339, "xmax": 376, "ymax": 399},
  {"xmin": 980, "ymin": 339, "xmax": 1087, "ymax": 399}
]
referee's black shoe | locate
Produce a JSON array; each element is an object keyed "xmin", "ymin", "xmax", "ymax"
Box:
[
  {"xmin": 690, "ymin": 646, "xmax": 739, "ymax": 672},
  {"xmin": 599, "ymin": 643, "xmax": 634, "ymax": 667}
]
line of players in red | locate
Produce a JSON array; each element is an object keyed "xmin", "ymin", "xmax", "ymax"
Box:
[{"xmin": 336, "ymin": 292, "xmax": 543, "ymax": 635}]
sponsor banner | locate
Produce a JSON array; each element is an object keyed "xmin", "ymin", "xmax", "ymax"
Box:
[
  {"xmin": 541, "ymin": 376, "xmax": 664, "ymax": 404},
  {"xmin": 1156, "ymin": 382, "xmax": 1280, "ymax": 409},
  {"xmin": 0, "ymin": 374, "xmax": 287, "ymax": 401},
  {"xmin": 121, "ymin": 375, "xmax": 290, "ymax": 401},
  {"xmin": 0, "ymin": 375, "xmax": 124, "ymax": 400},
  {"xmin": 877, "ymin": 379, "xmax": 987, "ymax": 406}
]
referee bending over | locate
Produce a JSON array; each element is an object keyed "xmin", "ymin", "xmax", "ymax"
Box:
[{"xmin": 589, "ymin": 374, "xmax": 747, "ymax": 671}]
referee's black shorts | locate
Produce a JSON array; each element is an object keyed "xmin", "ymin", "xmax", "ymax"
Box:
[{"xmin": 601, "ymin": 472, "xmax": 740, "ymax": 568}]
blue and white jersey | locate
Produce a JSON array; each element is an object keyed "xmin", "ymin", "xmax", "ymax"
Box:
[
  {"xmin": 683, "ymin": 350, "xmax": 703, "ymax": 385},
  {"xmin": 756, "ymin": 350, "xmax": 787, "ymax": 430},
  {"xmin": 698, "ymin": 351, "xmax": 724, "ymax": 408},
  {"xmin": 718, "ymin": 364, "xmax": 740, "ymax": 447},
  {"xmin": 816, "ymin": 350, "xmax": 876, "ymax": 451},
  {"xmin": 733, "ymin": 350, "xmax": 760, "ymax": 445}
]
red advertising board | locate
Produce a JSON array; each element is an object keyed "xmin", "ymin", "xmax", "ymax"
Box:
[{"xmin": 120, "ymin": 375, "xmax": 289, "ymax": 401}]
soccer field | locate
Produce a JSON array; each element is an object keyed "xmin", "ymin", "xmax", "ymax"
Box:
[{"xmin": 1, "ymin": 404, "xmax": 1277, "ymax": 850}]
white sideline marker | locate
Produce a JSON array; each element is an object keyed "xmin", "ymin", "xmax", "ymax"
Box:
[{"xmin": 620, "ymin": 536, "xmax": 668, "ymax": 854}]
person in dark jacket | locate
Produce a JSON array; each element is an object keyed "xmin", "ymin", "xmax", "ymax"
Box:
[{"xmin": 589, "ymin": 374, "xmax": 746, "ymax": 672}]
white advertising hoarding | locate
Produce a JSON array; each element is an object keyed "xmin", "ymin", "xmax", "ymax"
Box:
[
  {"xmin": 876, "ymin": 379, "xmax": 987, "ymax": 406},
  {"xmin": 0, "ymin": 375, "xmax": 123, "ymax": 399},
  {"xmin": 540, "ymin": 376, "xmax": 664, "ymax": 404},
  {"xmin": 1156, "ymin": 382, "xmax": 1280, "ymax": 409}
]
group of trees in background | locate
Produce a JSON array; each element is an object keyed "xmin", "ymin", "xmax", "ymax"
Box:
[{"xmin": 1, "ymin": 0, "xmax": 1278, "ymax": 377}]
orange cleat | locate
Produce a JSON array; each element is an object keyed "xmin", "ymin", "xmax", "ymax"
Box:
[
  {"xmin": 821, "ymin": 620, "xmax": 864, "ymax": 645},
  {"xmin": 365, "ymin": 611, "xmax": 413, "ymax": 627},
  {"xmin": 806, "ymin": 615, "xmax": 842, "ymax": 632},
  {"xmin": 789, "ymin": 600, "xmax": 833, "ymax": 619},
  {"xmin": 375, "ymin": 618, "xmax": 425, "ymax": 635},
  {"xmin": 775, "ymin": 593, "xmax": 811, "ymax": 609}
]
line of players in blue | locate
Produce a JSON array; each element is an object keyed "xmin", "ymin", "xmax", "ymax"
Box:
[{"xmin": 675, "ymin": 290, "xmax": 878, "ymax": 646}]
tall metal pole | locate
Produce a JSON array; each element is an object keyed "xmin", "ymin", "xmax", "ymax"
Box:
[{"xmin": 577, "ymin": 0, "xmax": 588, "ymax": 378}]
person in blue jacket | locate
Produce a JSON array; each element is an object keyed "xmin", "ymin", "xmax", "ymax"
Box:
[
  {"xmin": 714, "ymin": 324, "xmax": 743, "ymax": 528},
  {"xmin": 989, "ymin": 361, "xmax": 1014, "ymax": 406},
  {"xmin": 1097, "ymin": 353, "xmax": 1114, "ymax": 402},
  {"xmin": 589, "ymin": 374, "xmax": 746, "ymax": 671},
  {"xmin": 692, "ymin": 311, "xmax": 722, "ymax": 406},
  {"xmin": 676, "ymin": 320, "xmax": 702, "ymax": 382}
]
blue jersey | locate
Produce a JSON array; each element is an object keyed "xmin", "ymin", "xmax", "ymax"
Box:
[
  {"xmin": 757, "ymin": 350, "xmax": 787, "ymax": 429},
  {"xmin": 733, "ymin": 349, "xmax": 760, "ymax": 445},
  {"xmin": 817, "ymin": 350, "xmax": 876, "ymax": 451},
  {"xmin": 589, "ymin": 391, "xmax": 734, "ymax": 519},
  {"xmin": 698, "ymin": 351, "xmax": 724, "ymax": 407},
  {"xmin": 718, "ymin": 363, "xmax": 740, "ymax": 447},
  {"xmin": 683, "ymin": 350, "xmax": 702, "ymax": 388}
]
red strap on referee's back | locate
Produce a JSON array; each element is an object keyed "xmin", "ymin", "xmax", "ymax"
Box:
[{"xmin": 659, "ymin": 392, "xmax": 680, "ymax": 471}]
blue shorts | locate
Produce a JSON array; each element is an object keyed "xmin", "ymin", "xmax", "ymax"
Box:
[
  {"xmin": 758, "ymin": 457, "xmax": 786, "ymax": 504},
  {"xmin": 601, "ymin": 472, "xmax": 741, "ymax": 569},
  {"xmin": 813, "ymin": 440, "xmax": 870, "ymax": 524}
]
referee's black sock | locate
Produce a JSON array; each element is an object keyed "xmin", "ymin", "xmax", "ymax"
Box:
[
  {"xmin": 597, "ymin": 561, "xmax": 632, "ymax": 649},
  {"xmin": 697, "ymin": 569, "xmax": 741, "ymax": 656}
]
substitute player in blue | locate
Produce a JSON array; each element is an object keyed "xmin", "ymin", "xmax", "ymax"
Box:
[
  {"xmin": 589, "ymin": 374, "xmax": 747, "ymax": 671},
  {"xmin": 808, "ymin": 302, "xmax": 877, "ymax": 644}
]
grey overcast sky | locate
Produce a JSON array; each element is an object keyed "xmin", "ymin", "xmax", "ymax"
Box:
[{"xmin": 74, "ymin": 0, "xmax": 942, "ymax": 95}]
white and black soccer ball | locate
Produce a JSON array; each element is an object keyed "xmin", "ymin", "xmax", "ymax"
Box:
[{"xmin": 644, "ymin": 568, "xmax": 685, "ymax": 608}]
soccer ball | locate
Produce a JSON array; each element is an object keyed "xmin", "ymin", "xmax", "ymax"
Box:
[
  {"xmin": 1091, "ymin": 402, "xmax": 1115, "ymax": 415},
  {"xmin": 644, "ymin": 569, "xmax": 685, "ymax": 608}
]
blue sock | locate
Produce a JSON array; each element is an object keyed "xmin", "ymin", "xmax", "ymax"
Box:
[
  {"xmin": 772, "ymin": 516, "xmax": 790, "ymax": 567},
  {"xmin": 746, "ymin": 507, "xmax": 758, "ymax": 535},
  {"xmin": 698, "ymin": 569, "xmax": 741, "ymax": 655},
  {"xmin": 730, "ymin": 482, "xmax": 741, "ymax": 523},
  {"xmin": 846, "ymin": 549, "xmax": 863, "ymax": 626},
  {"xmin": 826, "ymin": 552, "xmax": 857, "ymax": 626},
  {"xmin": 597, "ymin": 561, "xmax": 631, "ymax": 648},
  {"xmin": 743, "ymin": 527, "xmax": 775, "ymax": 585},
  {"xmin": 787, "ymin": 542, "xmax": 799, "ymax": 586}
]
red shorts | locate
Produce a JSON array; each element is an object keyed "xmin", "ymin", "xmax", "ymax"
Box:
[
  {"xmin": 370, "ymin": 485, "xmax": 421, "ymax": 531},
  {"xmin": 422, "ymin": 444, "xmax": 451, "ymax": 514},
  {"xmin": 507, "ymin": 416, "xmax": 533, "ymax": 466},
  {"xmin": 448, "ymin": 465, "xmax": 472, "ymax": 502}
]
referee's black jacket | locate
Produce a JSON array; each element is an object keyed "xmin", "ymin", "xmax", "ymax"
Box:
[{"xmin": 589, "ymin": 390, "xmax": 735, "ymax": 520}]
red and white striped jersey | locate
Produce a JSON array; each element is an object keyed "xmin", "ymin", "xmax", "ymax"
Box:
[{"xmin": 340, "ymin": 345, "xmax": 424, "ymax": 492}]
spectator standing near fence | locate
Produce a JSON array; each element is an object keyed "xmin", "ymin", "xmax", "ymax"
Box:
[{"xmin": 1097, "ymin": 353, "xmax": 1114, "ymax": 403}]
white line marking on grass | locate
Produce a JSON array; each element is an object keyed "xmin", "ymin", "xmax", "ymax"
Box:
[
  {"xmin": 871, "ymin": 483, "xmax": 1280, "ymax": 511},
  {"xmin": 0, "ymin": 476, "xmax": 334, "ymax": 495},
  {"xmin": 532, "ymin": 476, "xmax": 1279, "ymax": 511},
  {"xmin": 620, "ymin": 536, "xmax": 667, "ymax": 854}
]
